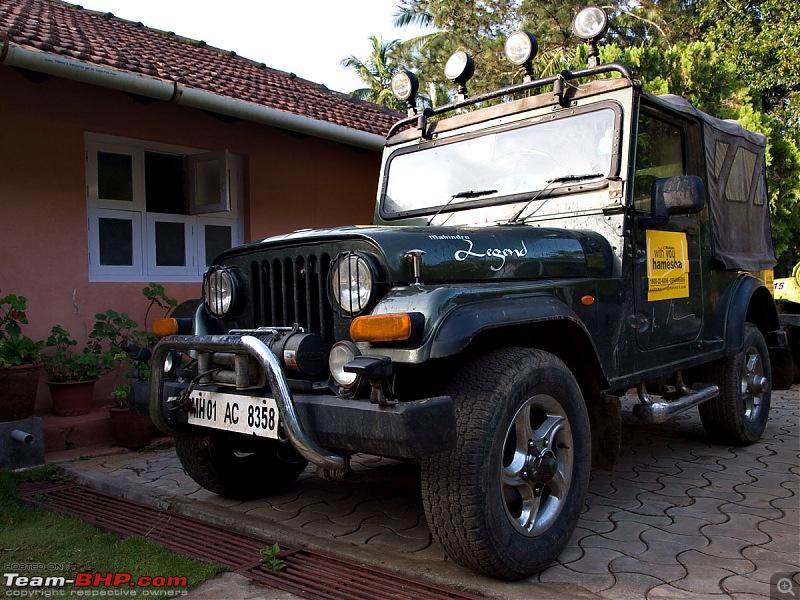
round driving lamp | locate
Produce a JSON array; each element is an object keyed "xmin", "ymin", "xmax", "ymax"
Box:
[
  {"xmin": 329, "ymin": 341, "xmax": 361, "ymax": 389},
  {"xmin": 572, "ymin": 6, "xmax": 609, "ymax": 40},
  {"xmin": 444, "ymin": 50, "xmax": 475, "ymax": 85},
  {"xmin": 504, "ymin": 31, "xmax": 538, "ymax": 66},
  {"xmin": 204, "ymin": 266, "xmax": 239, "ymax": 318},
  {"xmin": 329, "ymin": 253, "xmax": 378, "ymax": 315},
  {"xmin": 390, "ymin": 70, "xmax": 419, "ymax": 103}
]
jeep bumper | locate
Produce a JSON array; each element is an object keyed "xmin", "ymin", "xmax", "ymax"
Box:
[{"xmin": 150, "ymin": 335, "xmax": 456, "ymax": 466}]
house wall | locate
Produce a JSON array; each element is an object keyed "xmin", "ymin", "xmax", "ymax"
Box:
[{"xmin": 0, "ymin": 67, "xmax": 382, "ymax": 408}]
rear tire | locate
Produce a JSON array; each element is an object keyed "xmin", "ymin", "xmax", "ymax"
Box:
[
  {"xmin": 420, "ymin": 348, "xmax": 591, "ymax": 580},
  {"xmin": 174, "ymin": 431, "xmax": 307, "ymax": 500},
  {"xmin": 699, "ymin": 323, "xmax": 771, "ymax": 444}
]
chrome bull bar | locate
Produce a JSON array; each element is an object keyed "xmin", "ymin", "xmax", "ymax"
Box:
[{"xmin": 149, "ymin": 334, "xmax": 345, "ymax": 471}]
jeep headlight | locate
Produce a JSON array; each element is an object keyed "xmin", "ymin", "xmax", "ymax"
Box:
[
  {"xmin": 329, "ymin": 252, "xmax": 377, "ymax": 315},
  {"xmin": 204, "ymin": 266, "xmax": 239, "ymax": 318}
]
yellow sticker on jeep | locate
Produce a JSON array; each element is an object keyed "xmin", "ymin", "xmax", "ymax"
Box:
[{"xmin": 646, "ymin": 230, "xmax": 689, "ymax": 301}]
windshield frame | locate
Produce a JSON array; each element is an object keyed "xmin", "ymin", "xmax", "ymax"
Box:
[{"xmin": 378, "ymin": 100, "xmax": 623, "ymax": 221}]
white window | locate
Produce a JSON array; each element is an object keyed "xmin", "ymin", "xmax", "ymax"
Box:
[{"xmin": 86, "ymin": 134, "xmax": 244, "ymax": 282}]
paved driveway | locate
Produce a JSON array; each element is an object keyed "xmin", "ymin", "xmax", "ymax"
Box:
[{"xmin": 66, "ymin": 386, "xmax": 799, "ymax": 599}]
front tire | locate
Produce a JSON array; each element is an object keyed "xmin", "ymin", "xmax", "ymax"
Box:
[
  {"xmin": 174, "ymin": 430, "xmax": 307, "ymax": 500},
  {"xmin": 699, "ymin": 323, "xmax": 771, "ymax": 444},
  {"xmin": 420, "ymin": 348, "xmax": 591, "ymax": 580}
]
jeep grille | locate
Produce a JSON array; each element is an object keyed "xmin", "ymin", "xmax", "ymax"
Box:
[{"xmin": 250, "ymin": 253, "xmax": 334, "ymax": 343}]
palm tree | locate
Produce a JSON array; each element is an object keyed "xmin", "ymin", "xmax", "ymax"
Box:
[{"xmin": 341, "ymin": 36, "xmax": 404, "ymax": 111}]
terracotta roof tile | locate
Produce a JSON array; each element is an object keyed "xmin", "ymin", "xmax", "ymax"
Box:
[{"xmin": 0, "ymin": 0, "xmax": 400, "ymax": 137}]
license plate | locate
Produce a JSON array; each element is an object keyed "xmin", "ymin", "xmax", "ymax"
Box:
[{"xmin": 184, "ymin": 390, "xmax": 280, "ymax": 439}]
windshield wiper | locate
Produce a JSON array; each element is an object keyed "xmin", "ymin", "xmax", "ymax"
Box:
[
  {"xmin": 427, "ymin": 189, "xmax": 498, "ymax": 226},
  {"xmin": 507, "ymin": 173, "xmax": 604, "ymax": 224}
]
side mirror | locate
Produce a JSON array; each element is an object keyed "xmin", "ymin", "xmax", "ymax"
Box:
[{"xmin": 651, "ymin": 175, "xmax": 705, "ymax": 219}]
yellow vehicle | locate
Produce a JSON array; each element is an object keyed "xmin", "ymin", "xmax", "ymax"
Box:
[
  {"xmin": 774, "ymin": 262, "xmax": 800, "ymax": 303},
  {"xmin": 774, "ymin": 262, "xmax": 800, "ymax": 383}
]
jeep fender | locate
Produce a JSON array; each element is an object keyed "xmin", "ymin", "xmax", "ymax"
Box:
[
  {"xmin": 429, "ymin": 294, "xmax": 601, "ymax": 366},
  {"xmin": 715, "ymin": 274, "xmax": 780, "ymax": 354}
]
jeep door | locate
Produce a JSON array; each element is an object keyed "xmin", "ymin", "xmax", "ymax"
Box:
[{"xmin": 631, "ymin": 107, "xmax": 704, "ymax": 350}]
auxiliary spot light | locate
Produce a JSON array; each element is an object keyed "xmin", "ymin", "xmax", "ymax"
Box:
[
  {"xmin": 504, "ymin": 31, "xmax": 538, "ymax": 81},
  {"xmin": 572, "ymin": 6, "xmax": 609, "ymax": 68},
  {"xmin": 444, "ymin": 50, "xmax": 475, "ymax": 99},
  {"xmin": 390, "ymin": 70, "xmax": 419, "ymax": 115}
]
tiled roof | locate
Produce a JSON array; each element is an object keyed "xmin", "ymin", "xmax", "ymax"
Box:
[{"xmin": 0, "ymin": 0, "xmax": 400, "ymax": 137}]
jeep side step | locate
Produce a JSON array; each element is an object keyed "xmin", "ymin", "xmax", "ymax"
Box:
[{"xmin": 632, "ymin": 379, "xmax": 719, "ymax": 424}]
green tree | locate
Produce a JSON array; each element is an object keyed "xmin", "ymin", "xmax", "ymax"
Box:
[{"xmin": 341, "ymin": 36, "xmax": 405, "ymax": 111}]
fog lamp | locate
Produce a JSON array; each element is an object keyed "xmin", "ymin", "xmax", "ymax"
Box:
[{"xmin": 329, "ymin": 341, "xmax": 361, "ymax": 388}]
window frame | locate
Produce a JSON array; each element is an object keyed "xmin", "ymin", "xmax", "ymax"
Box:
[{"xmin": 86, "ymin": 133, "xmax": 244, "ymax": 283}]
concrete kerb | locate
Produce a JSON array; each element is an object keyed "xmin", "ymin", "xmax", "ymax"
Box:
[{"xmin": 65, "ymin": 462, "xmax": 599, "ymax": 600}]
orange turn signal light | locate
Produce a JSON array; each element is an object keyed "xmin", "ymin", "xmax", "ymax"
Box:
[
  {"xmin": 350, "ymin": 313, "xmax": 413, "ymax": 342},
  {"xmin": 153, "ymin": 318, "xmax": 179, "ymax": 338},
  {"xmin": 580, "ymin": 295, "xmax": 596, "ymax": 306}
]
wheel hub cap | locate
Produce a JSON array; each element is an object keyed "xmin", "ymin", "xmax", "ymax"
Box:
[{"xmin": 501, "ymin": 394, "xmax": 574, "ymax": 537}]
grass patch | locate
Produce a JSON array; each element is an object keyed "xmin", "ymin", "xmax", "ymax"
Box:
[{"xmin": 0, "ymin": 467, "xmax": 224, "ymax": 593}]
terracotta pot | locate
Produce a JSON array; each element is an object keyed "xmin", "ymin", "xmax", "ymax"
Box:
[
  {"xmin": 0, "ymin": 363, "xmax": 43, "ymax": 421},
  {"xmin": 48, "ymin": 380, "xmax": 96, "ymax": 416},
  {"xmin": 107, "ymin": 407, "xmax": 153, "ymax": 449}
]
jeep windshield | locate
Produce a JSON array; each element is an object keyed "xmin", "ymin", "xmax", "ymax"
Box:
[{"xmin": 381, "ymin": 105, "xmax": 620, "ymax": 219}]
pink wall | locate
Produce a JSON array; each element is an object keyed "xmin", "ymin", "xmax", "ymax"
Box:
[{"xmin": 0, "ymin": 67, "xmax": 382, "ymax": 407}]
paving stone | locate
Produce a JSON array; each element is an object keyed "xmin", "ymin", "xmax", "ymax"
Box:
[
  {"xmin": 641, "ymin": 527, "xmax": 710, "ymax": 553},
  {"xmin": 701, "ymin": 512, "xmax": 771, "ymax": 544},
  {"xmin": 670, "ymin": 562, "xmax": 741, "ymax": 594},
  {"xmin": 647, "ymin": 583, "xmax": 727, "ymax": 599},
  {"xmin": 581, "ymin": 529, "xmax": 647, "ymax": 556},
  {"xmin": 719, "ymin": 494, "xmax": 785, "ymax": 519},
  {"xmin": 694, "ymin": 534, "xmax": 757, "ymax": 560},
  {"xmin": 686, "ymin": 484, "xmax": 745, "ymax": 503},
  {"xmin": 609, "ymin": 554, "xmax": 686, "ymax": 582},
  {"xmin": 742, "ymin": 542, "xmax": 800, "ymax": 569},
  {"xmin": 738, "ymin": 477, "xmax": 796, "ymax": 499},
  {"xmin": 601, "ymin": 572, "xmax": 664, "ymax": 600},
  {"xmin": 771, "ymin": 492, "xmax": 800, "ymax": 510},
  {"xmin": 754, "ymin": 527, "xmax": 800, "ymax": 556},
  {"xmin": 538, "ymin": 563, "xmax": 615, "ymax": 592},
  {"xmin": 560, "ymin": 545, "xmax": 624, "ymax": 574},
  {"xmin": 609, "ymin": 508, "xmax": 672, "ymax": 527}
]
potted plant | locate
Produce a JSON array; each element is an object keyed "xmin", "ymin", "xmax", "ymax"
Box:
[
  {"xmin": 107, "ymin": 383, "xmax": 153, "ymax": 449},
  {"xmin": 0, "ymin": 290, "xmax": 44, "ymax": 422},
  {"xmin": 121, "ymin": 284, "xmax": 180, "ymax": 412},
  {"xmin": 43, "ymin": 310, "xmax": 137, "ymax": 416}
]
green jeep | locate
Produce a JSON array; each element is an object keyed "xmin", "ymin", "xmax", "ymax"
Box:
[{"xmin": 150, "ymin": 7, "xmax": 785, "ymax": 580}]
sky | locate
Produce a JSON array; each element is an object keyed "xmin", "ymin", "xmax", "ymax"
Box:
[{"xmin": 74, "ymin": 0, "xmax": 431, "ymax": 94}]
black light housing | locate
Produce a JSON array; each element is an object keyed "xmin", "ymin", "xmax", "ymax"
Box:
[
  {"xmin": 390, "ymin": 70, "xmax": 419, "ymax": 116},
  {"xmin": 572, "ymin": 6, "xmax": 609, "ymax": 68},
  {"xmin": 504, "ymin": 31, "xmax": 538, "ymax": 81},
  {"xmin": 444, "ymin": 50, "xmax": 475, "ymax": 99}
]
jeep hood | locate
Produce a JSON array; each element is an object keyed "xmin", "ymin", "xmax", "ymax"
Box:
[{"xmin": 219, "ymin": 225, "xmax": 613, "ymax": 282}]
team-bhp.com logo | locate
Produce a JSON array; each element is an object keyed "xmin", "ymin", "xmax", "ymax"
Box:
[{"xmin": 3, "ymin": 571, "xmax": 188, "ymax": 596}]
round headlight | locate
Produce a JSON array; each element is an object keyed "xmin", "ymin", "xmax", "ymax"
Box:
[
  {"xmin": 572, "ymin": 6, "xmax": 608, "ymax": 40},
  {"xmin": 329, "ymin": 341, "xmax": 360, "ymax": 388},
  {"xmin": 504, "ymin": 31, "xmax": 538, "ymax": 66},
  {"xmin": 390, "ymin": 70, "xmax": 419, "ymax": 102},
  {"xmin": 204, "ymin": 266, "xmax": 238, "ymax": 318},
  {"xmin": 329, "ymin": 253, "xmax": 377, "ymax": 315}
]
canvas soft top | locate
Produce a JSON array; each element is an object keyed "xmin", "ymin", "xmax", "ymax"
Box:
[{"xmin": 649, "ymin": 93, "xmax": 775, "ymax": 271}]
